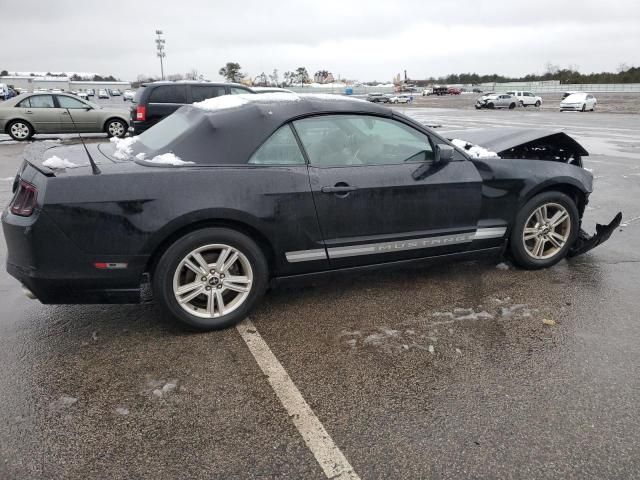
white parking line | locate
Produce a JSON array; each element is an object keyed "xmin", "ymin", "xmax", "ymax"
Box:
[{"xmin": 236, "ymin": 319, "xmax": 360, "ymax": 480}]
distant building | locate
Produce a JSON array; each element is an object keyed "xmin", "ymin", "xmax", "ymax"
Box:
[
  {"xmin": 313, "ymin": 71, "xmax": 335, "ymax": 84},
  {"xmin": 0, "ymin": 74, "xmax": 131, "ymax": 93}
]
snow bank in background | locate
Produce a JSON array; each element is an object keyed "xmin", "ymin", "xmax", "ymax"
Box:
[
  {"xmin": 110, "ymin": 136, "xmax": 138, "ymax": 160},
  {"xmin": 42, "ymin": 155, "xmax": 81, "ymax": 169},
  {"xmin": 145, "ymin": 153, "xmax": 193, "ymax": 166},
  {"xmin": 450, "ymin": 138, "xmax": 499, "ymax": 158}
]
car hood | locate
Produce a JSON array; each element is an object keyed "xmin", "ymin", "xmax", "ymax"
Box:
[{"xmin": 441, "ymin": 127, "xmax": 588, "ymax": 166}]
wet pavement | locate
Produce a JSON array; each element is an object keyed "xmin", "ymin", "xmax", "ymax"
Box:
[{"xmin": 0, "ymin": 108, "xmax": 639, "ymax": 479}]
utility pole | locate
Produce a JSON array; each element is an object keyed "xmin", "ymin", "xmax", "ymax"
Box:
[{"xmin": 155, "ymin": 30, "xmax": 166, "ymax": 80}]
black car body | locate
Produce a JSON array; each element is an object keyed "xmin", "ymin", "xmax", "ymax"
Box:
[
  {"xmin": 2, "ymin": 94, "xmax": 620, "ymax": 330},
  {"xmin": 129, "ymin": 81, "xmax": 254, "ymax": 134}
]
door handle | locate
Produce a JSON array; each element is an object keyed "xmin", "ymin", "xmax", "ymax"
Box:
[
  {"xmin": 25, "ymin": 110, "xmax": 33, "ymax": 114},
  {"xmin": 61, "ymin": 111, "xmax": 69, "ymax": 115},
  {"xmin": 321, "ymin": 185, "xmax": 358, "ymax": 194}
]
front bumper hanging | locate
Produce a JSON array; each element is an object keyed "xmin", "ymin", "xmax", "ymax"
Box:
[{"xmin": 567, "ymin": 212, "xmax": 622, "ymax": 258}]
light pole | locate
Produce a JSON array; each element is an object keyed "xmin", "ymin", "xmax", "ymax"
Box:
[{"xmin": 155, "ymin": 30, "xmax": 166, "ymax": 80}]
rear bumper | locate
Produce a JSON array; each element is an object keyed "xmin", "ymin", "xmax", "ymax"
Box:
[
  {"xmin": 2, "ymin": 209, "xmax": 147, "ymax": 304},
  {"xmin": 129, "ymin": 121, "xmax": 155, "ymax": 135}
]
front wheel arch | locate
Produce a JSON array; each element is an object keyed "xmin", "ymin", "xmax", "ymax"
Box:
[{"xmin": 521, "ymin": 183, "xmax": 588, "ymax": 224}]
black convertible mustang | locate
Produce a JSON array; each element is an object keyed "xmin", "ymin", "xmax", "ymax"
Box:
[{"xmin": 2, "ymin": 94, "xmax": 620, "ymax": 330}]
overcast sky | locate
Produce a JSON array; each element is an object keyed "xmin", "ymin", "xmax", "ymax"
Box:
[{"xmin": 3, "ymin": 0, "xmax": 639, "ymax": 82}]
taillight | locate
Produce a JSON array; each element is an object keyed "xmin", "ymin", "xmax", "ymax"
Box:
[
  {"xmin": 10, "ymin": 179, "xmax": 38, "ymax": 217},
  {"xmin": 136, "ymin": 105, "xmax": 146, "ymax": 121}
]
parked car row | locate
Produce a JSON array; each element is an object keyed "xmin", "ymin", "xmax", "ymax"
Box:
[{"xmin": 475, "ymin": 90, "xmax": 597, "ymax": 112}]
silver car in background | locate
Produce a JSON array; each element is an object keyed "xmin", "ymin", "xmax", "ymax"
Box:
[
  {"xmin": 476, "ymin": 93, "xmax": 519, "ymax": 109},
  {"xmin": 0, "ymin": 93, "xmax": 129, "ymax": 140}
]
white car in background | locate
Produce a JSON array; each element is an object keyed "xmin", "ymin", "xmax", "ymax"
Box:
[
  {"xmin": 77, "ymin": 91, "xmax": 88, "ymax": 99},
  {"xmin": 388, "ymin": 94, "xmax": 412, "ymax": 104},
  {"xmin": 506, "ymin": 91, "xmax": 542, "ymax": 107},
  {"xmin": 98, "ymin": 89, "xmax": 110, "ymax": 99},
  {"xmin": 560, "ymin": 92, "xmax": 597, "ymax": 112},
  {"xmin": 122, "ymin": 89, "xmax": 136, "ymax": 101}
]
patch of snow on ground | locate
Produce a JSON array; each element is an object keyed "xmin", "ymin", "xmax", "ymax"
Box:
[
  {"xmin": 145, "ymin": 153, "xmax": 194, "ymax": 166},
  {"xmin": 1, "ymin": 177, "xmax": 15, "ymax": 181},
  {"xmin": 42, "ymin": 155, "xmax": 81, "ymax": 169},
  {"xmin": 450, "ymin": 138, "xmax": 499, "ymax": 158},
  {"xmin": 43, "ymin": 139, "xmax": 61, "ymax": 143},
  {"xmin": 110, "ymin": 136, "xmax": 138, "ymax": 160},
  {"xmin": 496, "ymin": 262, "xmax": 510, "ymax": 270}
]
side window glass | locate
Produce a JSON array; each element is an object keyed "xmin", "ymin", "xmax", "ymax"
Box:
[
  {"xmin": 57, "ymin": 95, "xmax": 86, "ymax": 109},
  {"xmin": 230, "ymin": 87, "xmax": 250, "ymax": 95},
  {"xmin": 27, "ymin": 95, "xmax": 54, "ymax": 108},
  {"xmin": 191, "ymin": 86, "xmax": 225, "ymax": 102},
  {"xmin": 293, "ymin": 115, "xmax": 433, "ymax": 167},
  {"xmin": 16, "ymin": 97, "xmax": 31, "ymax": 108},
  {"xmin": 249, "ymin": 124, "xmax": 306, "ymax": 165},
  {"xmin": 148, "ymin": 85, "xmax": 187, "ymax": 103}
]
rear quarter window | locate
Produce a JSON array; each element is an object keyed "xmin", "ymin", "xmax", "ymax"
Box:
[
  {"xmin": 148, "ymin": 85, "xmax": 187, "ymax": 104},
  {"xmin": 191, "ymin": 85, "xmax": 226, "ymax": 102}
]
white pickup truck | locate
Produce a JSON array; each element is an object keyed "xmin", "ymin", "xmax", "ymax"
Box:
[{"xmin": 506, "ymin": 91, "xmax": 542, "ymax": 107}]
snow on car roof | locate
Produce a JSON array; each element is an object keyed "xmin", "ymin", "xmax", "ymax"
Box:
[{"xmin": 193, "ymin": 92, "xmax": 368, "ymax": 112}]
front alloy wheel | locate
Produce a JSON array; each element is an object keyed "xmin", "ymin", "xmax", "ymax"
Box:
[
  {"xmin": 522, "ymin": 203, "xmax": 571, "ymax": 260},
  {"xmin": 8, "ymin": 120, "xmax": 33, "ymax": 141},
  {"xmin": 509, "ymin": 191, "xmax": 579, "ymax": 269}
]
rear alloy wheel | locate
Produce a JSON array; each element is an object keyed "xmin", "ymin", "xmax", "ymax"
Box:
[
  {"xmin": 106, "ymin": 119, "xmax": 127, "ymax": 138},
  {"xmin": 7, "ymin": 120, "xmax": 33, "ymax": 141},
  {"xmin": 153, "ymin": 228, "xmax": 268, "ymax": 330},
  {"xmin": 509, "ymin": 191, "xmax": 578, "ymax": 269}
]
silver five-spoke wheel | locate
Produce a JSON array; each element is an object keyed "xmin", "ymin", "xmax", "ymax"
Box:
[
  {"xmin": 522, "ymin": 202, "xmax": 571, "ymax": 260},
  {"xmin": 172, "ymin": 244, "xmax": 253, "ymax": 319}
]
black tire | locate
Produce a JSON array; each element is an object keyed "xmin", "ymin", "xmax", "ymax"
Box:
[
  {"xmin": 535, "ymin": 100, "xmax": 541, "ymax": 107},
  {"xmin": 487, "ymin": 102, "xmax": 495, "ymax": 109},
  {"xmin": 509, "ymin": 103, "xmax": 516, "ymax": 109},
  {"xmin": 581, "ymin": 104, "xmax": 586, "ymax": 112},
  {"xmin": 7, "ymin": 119, "xmax": 34, "ymax": 141},
  {"xmin": 105, "ymin": 118, "xmax": 127, "ymax": 138},
  {"xmin": 153, "ymin": 228, "xmax": 269, "ymax": 331},
  {"xmin": 519, "ymin": 100, "xmax": 525, "ymax": 107},
  {"xmin": 509, "ymin": 191, "xmax": 579, "ymax": 270}
]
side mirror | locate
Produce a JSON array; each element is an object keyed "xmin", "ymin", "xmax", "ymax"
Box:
[{"xmin": 435, "ymin": 144, "xmax": 454, "ymax": 163}]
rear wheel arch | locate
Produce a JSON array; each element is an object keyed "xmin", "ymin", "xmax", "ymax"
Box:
[
  {"xmin": 103, "ymin": 116, "xmax": 128, "ymax": 131},
  {"xmin": 146, "ymin": 218, "xmax": 276, "ymax": 280}
]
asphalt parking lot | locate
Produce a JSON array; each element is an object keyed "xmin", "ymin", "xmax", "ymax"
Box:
[{"xmin": 0, "ymin": 106, "xmax": 639, "ymax": 479}]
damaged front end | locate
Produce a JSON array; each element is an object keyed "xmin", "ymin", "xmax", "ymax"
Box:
[
  {"xmin": 568, "ymin": 212, "xmax": 622, "ymax": 257},
  {"xmin": 441, "ymin": 127, "xmax": 622, "ymax": 258}
]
